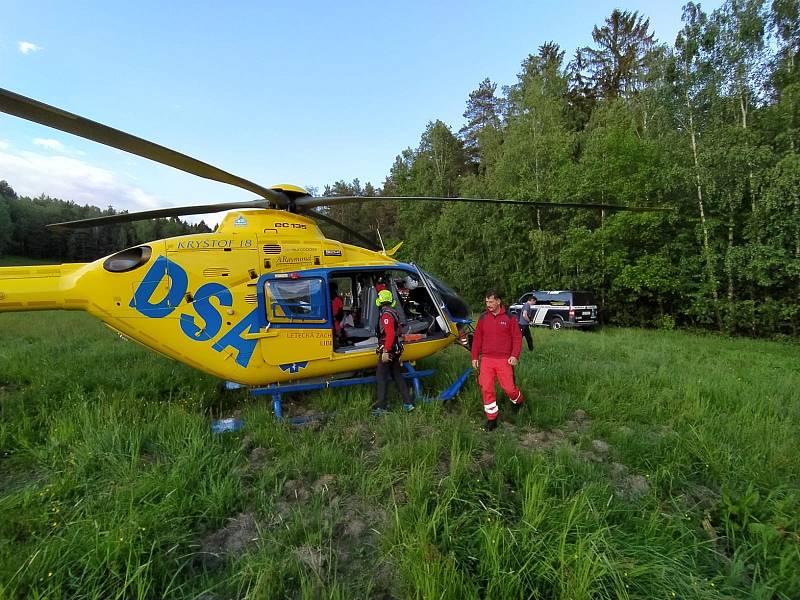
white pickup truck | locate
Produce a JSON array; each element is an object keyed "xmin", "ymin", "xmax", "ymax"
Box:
[{"xmin": 509, "ymin": 290, "xmax": 598, "ymax": 330}]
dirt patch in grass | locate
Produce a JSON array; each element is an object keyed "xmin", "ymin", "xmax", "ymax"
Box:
[
  {"xmin": 274, "ymin": 474, "xmax": 339, "ymax": 520},
  {"xmin": 683, "ymin": 484, "xmax": 720, "ymax": 511},
  {"xmin": 335, "ymin": 494, "xmax": 378, "ymax": 531},
  {"xmin": 437, "ymin": 452, "xmax": 451, "ymax": 476},
  {"xmin": 508, "ymin": 408, "xmax": 626, "ymax": 471},
  {"xmin": 282, "ymin": 478, "xmax": 312, "ymax": 504},
  {"xmin": 607, "ymin": 462, "xmax": 650, "ymax": 499},
  {"xmin": 330, "ymin": 495, "xmax": 392, "ymax": 592},
  {"xmin": 343, "ymin": 421, "xmax": 373, "ymax": 444},
  {"xmin": 296, "ymin": 544, "xmax": 327, "ymax": 575},
  {"xmin": 392, "ymin": 485, "xmax": 408, "ymax": 505},
  {"xmin": 507, "ymin": 407, "xmax": 616, "ymax": 462},
  {"xmin": 579, "ymin": 439, "xmax": 612, "ymax": 463},
  {"xmin": 342, "ymin": 514, "xmax": 368, "ymax": 538},
  {"xmin": 196, "ymin": 512, "xmax": 261, "ymax": 569},
  {"xmin": 563, "ymin": 408, "xmax": 592, "ymax": 435},
  {"xmin": 621, "ymin": 474, "xmax": 650, "ymax": 498},
  {"xmin": 519, "ymin": 428, "xmax": 566, "ymax": 451},
  {"xmin": 334, "ymin": 496, "xmax": 379, "ymax": 541},
  {"xmin": 312, "ymin": 474, "xmax": 337, "ymax": 494},
  {"xmin": 475, "ymin": 450, "xmax": 495, "ymax": 470},
  {"xmin": 248, "ymin": 447, "xmax": 271, "ymax": 470},
  {"xmin": 239, "ymin": 435, "xmax": 255, "ymax": 453}
]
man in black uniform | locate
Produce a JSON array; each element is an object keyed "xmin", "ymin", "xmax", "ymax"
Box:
[
  {"xmin": 373, "ymin": 289, "xmax": 415, "ymax": 414},
  {"xmin": 518, "ymin": 295, "xmax": 537, "ymax": 351}
]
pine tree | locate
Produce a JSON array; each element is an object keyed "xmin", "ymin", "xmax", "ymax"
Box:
[
  {"xmin": 459, "ymin": 78, "xmax": 503, "ymax": 164},
  {"xmin": 581, "ymin": 9, "xmax": 656, "ymax": 99}
]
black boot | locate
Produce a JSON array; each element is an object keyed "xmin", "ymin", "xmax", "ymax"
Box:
[{"xmin": 483, "ymin": 419, "xmax": 498, "ymax": 432}]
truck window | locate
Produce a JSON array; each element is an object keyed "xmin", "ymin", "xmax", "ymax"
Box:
[
  {"xmin": 539, "ymin": 292, "xmax": 569, "ymax": 305},
  {"xmin": 572, "ymin": 292, "xmax": 595, "ymax": 306}
]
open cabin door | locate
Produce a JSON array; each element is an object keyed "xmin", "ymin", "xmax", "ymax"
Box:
[
  {"xmin": 259, "ymin": 273, "xmax": 333, "ymax": 369},
  {"xmin": 412, "ymin": 263, "xmax": 455, "ymax": 336}
]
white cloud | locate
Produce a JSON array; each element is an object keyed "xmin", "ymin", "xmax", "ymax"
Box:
[
  {"xmin": 0, "ymin": 140, "xmax": 9, "ymax": 151},
  {"xmin": 33, "ymin": 138, "xmax": 65, "ymax": 152},
  {"xmin": 0, "ymin": 147, "xmax": 161, "ymax": 211},
  {"xmin": 31, "ymin": 137, "xmax": 86, "ymax": 156},
  {"xmin": 18, "ymin": 41, "xmax": 43, "ymax": 55}
]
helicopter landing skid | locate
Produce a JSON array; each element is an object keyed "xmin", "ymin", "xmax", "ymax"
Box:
[{"xmin": 246, "ymin": 363, "xmax": 436, "ymax": 422}]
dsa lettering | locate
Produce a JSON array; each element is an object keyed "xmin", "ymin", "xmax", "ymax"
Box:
[{"xmin": 130, "ymin": 256, "xmax": 260, "ymax": 367}]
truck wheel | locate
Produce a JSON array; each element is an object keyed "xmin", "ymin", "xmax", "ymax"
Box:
[{"xmin": 549, "ymin": 315, "xmax": 564, "ymax": 330}]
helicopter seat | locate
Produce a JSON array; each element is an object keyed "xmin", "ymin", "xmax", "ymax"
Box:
[
  {"xmin": 402, "ymin": 316, "xmax": 434, "ymax": 334},
  {"xmin": 343, "ymin": 286, "xmax": 379, "ymax": 342},
  {"xmin": 393, "ymin": 285, "xmax": 435, "ymax": 335}
]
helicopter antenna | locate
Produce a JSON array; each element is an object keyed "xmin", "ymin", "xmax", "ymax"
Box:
[{"xmin": 375, "ymin": 223, "xmax": 387, "ymax": 254}]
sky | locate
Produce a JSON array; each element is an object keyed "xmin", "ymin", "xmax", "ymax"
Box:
[{"xmin": 1, "ymin": 0, "xmax": 723, "ymax": 224}]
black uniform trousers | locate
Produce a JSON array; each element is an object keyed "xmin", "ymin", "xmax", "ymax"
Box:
[{"xmin": 374, "ymin": 355, "xmax": 412, "ymax": 409}]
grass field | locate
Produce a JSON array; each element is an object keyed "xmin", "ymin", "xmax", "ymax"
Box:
[{"xmin": 1, "ymin": 309, "xmax": 799, "ymax": 599}]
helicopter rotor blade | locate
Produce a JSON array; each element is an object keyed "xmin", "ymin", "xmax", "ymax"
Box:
[
  {"xmin": 299, "ymin": 209, "xmax": 380, "ymax": 250},
  {"xmin": 0, "ymin": 87, "xmax": 289, "ymax": 207},
  {"xmin": 295, "ymin": 195, "xmax": 673, "ymax": 213},
  {"xmin": 48, "ymin": 199, "xmax": 273, "ymax": 229}
]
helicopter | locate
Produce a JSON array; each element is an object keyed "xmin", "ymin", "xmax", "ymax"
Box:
[{"xmin": 0, "ymin": 88, "xmax": 670, "ymax": 396}]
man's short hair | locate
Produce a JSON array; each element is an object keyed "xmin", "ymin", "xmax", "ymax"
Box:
[
  {"xmin": 484, "ymin": 289, "xmax": 502, "ymax": 300},
  {"xmin": 529, "ymin": 295, "xmax": 537, "ymax": 302}
]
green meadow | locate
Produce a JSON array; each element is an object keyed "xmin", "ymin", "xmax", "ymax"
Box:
[{"xmin": 0, "ymin": 310, "xmax": 798, "ymax": 599}]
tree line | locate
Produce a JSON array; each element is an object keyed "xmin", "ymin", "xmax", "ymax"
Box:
[
  {"xmin": 2, "ymin": 1, "xmax": 799, "ymax": 337},
  {"xmin": 328, "ymin": 0, "xmax": 800, "ymax": 337},
  {"xmin": 0, "ymin": 181, "xmax": 211, "ymax": 263}
]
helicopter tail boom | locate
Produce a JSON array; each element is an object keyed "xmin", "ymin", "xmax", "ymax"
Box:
[{"xmin": 0, "ymin": 264, "xmax": 89, "ymax": 312}]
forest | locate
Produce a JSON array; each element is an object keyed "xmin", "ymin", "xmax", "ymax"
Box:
[
  {"xmin": 2, "ymin": 0, "xmax": 799, "ymax": 337},
  {"xmin": 328, "ymin": 0, "xmax": 800, "ymax": 337},
  {"xmin": 0, "ymin": 180, "xmax": 211, "ymax": 262}
]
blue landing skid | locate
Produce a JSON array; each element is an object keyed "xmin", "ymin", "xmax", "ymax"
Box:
[
  {"xmin": 248, "ymin": 363, "xmax": 436, "ymax": 421},
  {"xmin": 438, "ymin": 367, "xmax": 474, "ymax": 401}
]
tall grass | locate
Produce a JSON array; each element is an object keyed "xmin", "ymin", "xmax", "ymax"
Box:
[{"xmin": 1, "ymin": 311, "xmax": 798, "ymax": 598}]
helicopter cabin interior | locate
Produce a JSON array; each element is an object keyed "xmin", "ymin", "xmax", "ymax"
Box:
[
  {"xmin": 329, "ymin": 268, "xmax": 450, "ymax": 351},
  {"xmin": 262, "ymin": 267, "xmax": 450, "ymax": 354}
]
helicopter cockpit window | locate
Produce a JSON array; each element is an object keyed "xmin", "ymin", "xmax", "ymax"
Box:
[{"xmin": 264, "ymin": 277, "xmax": 326, "ymax": 324}]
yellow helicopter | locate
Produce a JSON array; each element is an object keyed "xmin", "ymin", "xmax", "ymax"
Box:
[{"xmin": 0, "ymin": 88, "xmax": 669, "ymax": 408}]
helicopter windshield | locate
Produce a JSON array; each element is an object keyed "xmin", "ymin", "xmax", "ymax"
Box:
[{"xmin": 419, "ymin": 269, "xmax": 470, "ymax": 322}]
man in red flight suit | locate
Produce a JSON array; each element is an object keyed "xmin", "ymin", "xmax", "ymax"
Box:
[{"xmin": 470, "ymin": 289, "xmax": 523, "ymax": 431}]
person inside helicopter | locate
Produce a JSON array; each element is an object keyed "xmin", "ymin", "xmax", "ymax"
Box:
[{"xmin": 330, "ymin": 281, "xmax": 345, "ymax": 345}]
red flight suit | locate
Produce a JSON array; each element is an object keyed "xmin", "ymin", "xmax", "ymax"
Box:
[{"xmin": 470, "ymin": 308, "xmax": 523, "ymax": 420}]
